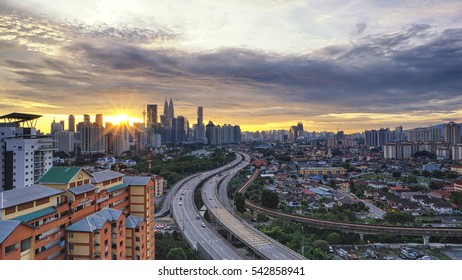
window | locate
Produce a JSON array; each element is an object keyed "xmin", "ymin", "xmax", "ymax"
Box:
[
  {"xmin": 5, "ymin": 243, "xmax": 18, "ymax": 254},
  {"xmin": 21, "ymin": 238, "xmax": 31, "ymax": 252},
  {"xmin": 68, "ymin": 232, "xmax": 74, "ymax": 238},
  {"xmin": 68, "ymin": 244, "xmax": 74, "ymax": 253}
]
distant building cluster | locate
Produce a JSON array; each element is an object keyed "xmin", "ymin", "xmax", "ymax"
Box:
[
  {"xmin": 382, "ymin": 122, "xmax": 462, "ymax": 160},
  {"xmin": 47, "ymin": 98, "xmax": 242, "ymax": 156}
]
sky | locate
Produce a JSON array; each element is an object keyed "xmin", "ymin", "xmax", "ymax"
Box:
[{"xmin": 1, "ymin": 0, "xmax": 462, "ymax": 133}]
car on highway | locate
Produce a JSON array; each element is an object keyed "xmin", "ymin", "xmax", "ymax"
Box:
[
  {"xmin": 201, "ymin": 223, "xmax": 206, "ymax": 227},
  {"xmin": 196, "ymin": 214, "xmax": 200, "ymax": 219},
  {"xmin": 179, "ymin": 202, "xmax": 182, "ymax": 206}
]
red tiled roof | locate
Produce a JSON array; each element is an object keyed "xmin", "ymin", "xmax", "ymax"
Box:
[{"xmin": 301, "ymin": 189, "xmax": 316, "ymax": 195}]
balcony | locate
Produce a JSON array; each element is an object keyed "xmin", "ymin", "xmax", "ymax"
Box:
[
  {"xmin": 35, "ymin": 243, "xmax": 62, "ymax": 260},
  {"xmin": 35, "ymin": 230, "xmax": 64, "ymax": 249}
]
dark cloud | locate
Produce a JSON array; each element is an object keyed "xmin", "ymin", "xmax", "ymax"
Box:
[{"xmin": 1, "ymin": 15, "xmax": 461, "ymax": 124}]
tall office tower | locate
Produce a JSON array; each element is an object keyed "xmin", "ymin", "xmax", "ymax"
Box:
[
  {"xmin": 163, "ymin": 98, "xmax": 169, "ymax": 118},
  {"xmin": 443, "ymin": 121, "xmax": 461, "ymax": 145},
  {"xmin": 68, "ymin": 115, "xmax": 75, "ymax": 132},
  {"xmin": 197, "ymin": 106, "xmax": 203, "ymax": 125},
  {"xmin": 296, "ymin": 122, "xmax": 304, "ymax": 137},
  {"xmin": 206, "ymin": 121, "xmax": 215, "ymax": 146},
  {"xmin": 289, "ymin": 125, "xmax": 298, "ymax": 141},
  {"xmin": 364, "ymin": 130, "xmax": 378, "ymax": 147},
  {"xmin": 55, "ymin": 131, "xmax": 75, "ymax": 153},
  {"xmin": 146, "ymin": 104, "xmax": 158, "ymax": 127},
  {"xmin": 170, "ymin": 116, "xmax": 187, "ymax": 143},
  {"xmin": 168, "ymin": 97, "xmax": 174, "ymax": 121},
  {"xmin": 195, "ymin": 106, "xmax": 206, "ymax": 143},
  {"xmin": 95, "ymin": 114, "xmax": 103, "ymax": 127},
  {"xmin": 393, "ymin": 126, "xmax": 403, "ymax": 142},
  {"xmin": 377, "ymin": 128, "xmax": 390, "ymax": 147},
  {"xmin": 77, "ymin": 122, "xmax": 105, "ymax": 154},
  {"xmin": 0, "ymin": 113, "xmax": 55, "ymax": 191},
  {"xmin": 234, "ymin": 125, "xmax": 241, "ymax": 143},
  {"xmin": 50, "ymin": 119, "xmax": 64, "ymax": 135},
  {"xmin": 83, "ymin": 114, "xmax": 91, "ymax": 124}
]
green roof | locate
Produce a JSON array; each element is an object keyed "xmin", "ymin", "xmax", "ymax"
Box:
[
  {"xmin": 12, "ymin": 207, "xmax": 57, "ymax": 223},
  {"xmin": 107, "ymin": 183, "xmax": 128, "ymax": 193},
  {"xmin": 38, "ymin": 167, "xmax": 83, "ymax": 184}
]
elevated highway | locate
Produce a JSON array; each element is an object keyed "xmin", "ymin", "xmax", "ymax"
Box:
[
  {"xmin": 202, "ymin": 157, "xmax": 306, "ymax": 259},
  {"xmin": 239, "ymin": 170, "xmax": 462, "ymax": 244}
]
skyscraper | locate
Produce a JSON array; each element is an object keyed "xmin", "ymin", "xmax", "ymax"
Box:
[
  {"xmin": 83, "ymin": 114, "xmax": 90, "ymax": 124},
  {"xmin": 68, "ymin": 114, "xmax": 75, "ymax": 132},
  {"xmin": 196, "ymin": 106, "xmax": 206, "ymax": 143},
  {"xmin": 197, "ymin": 106, "xmax": 203, "ymax": 125},
  {"xmin": 168, "ymin": 97, "xmax": 174, "ymax": 121},
  {"xmin": 95, "ymin": 114, "xmax": 103, "ymax": 127},
  {"xmin": 146, "ymin": 104, "xmax": 158, "ymax": 127},
  {"xmin": 444, "ymin": 121, "xmax": 461, "ymax": 145}
]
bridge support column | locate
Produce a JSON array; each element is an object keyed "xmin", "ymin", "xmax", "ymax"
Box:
[
  {"xmin": 423, "ymin": 235, "xmax": 430, "ymax": 246},
  {"xmin": 227, "ymin": 232, "xmax": 233, "ymax": 242}
]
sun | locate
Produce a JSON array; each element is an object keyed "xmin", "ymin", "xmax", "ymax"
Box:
[
  {"xmin": 112, "ymin": 114, "xmax": 130, "ymax": 125},
  {"xmin": 106, "ymin": 113, "xmax": 141, "ymax": 126}
]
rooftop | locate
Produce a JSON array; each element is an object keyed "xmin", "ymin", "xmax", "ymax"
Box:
[
  {"xmin": 0, "ymin": 220, "xmax": 21, "ymax": 243},
  {"xmin": 91, "ymin": 170, "xmax": 124, "ymax": 184},
  {"xmin": 66, "ymin": 208, "xmax": 123, "ymax": 232},
  {"xmin": 38, "ymin": 167, "xmax": 85, "ymax": 184},
  {"xmin": 124, "ymin": 176, "xmax": 152, "ymax": 186},
  {"xmin": 0, "ymin": 185, "xmax": 65, "ymax": 209},
  {"xmin": 68, "ymin": 184, "xmax": 98, "ymax": 195},
  {"xmin": 126, "ymin": 216, "xmax": 144, "ymax": 229},
  {"xmin": 12, "ymin": 206, "xmax": 57, "ymax": 223}
]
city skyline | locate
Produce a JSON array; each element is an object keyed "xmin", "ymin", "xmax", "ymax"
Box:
[{"xmin": 1, "ymin": 1, "xmax": 462, "ymax": 133}]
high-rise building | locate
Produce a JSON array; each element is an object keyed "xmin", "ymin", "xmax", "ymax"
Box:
[
  {"xmin": 83, "ymin": 114, "xmax": 90, "ymax": 124},
  {"xmin": 168, "ymin": 97, "xmax": 174, "ymax": 121},
  {"xmin": 68, "ymin": 115, "xmax": 75, "ymax": 133},
  {"xmin": 364, "ymin": 130, "xmax": 378, "ymax": 147},
  {"xmin": 95, "ymin": 114, "xmax": 103, "ymax": 127},
  {"xmin": 50, "ymin": 119, "xmax": 64, "ymax": 135},
  {"xmin": 0, "ymin": 113, "xmax": 55, "ymax": 191},
  {"xmin": 197, "ymin": 106, "xmax": 203, "ymax": 125},
  {"xmin": 77, "ymin": 122, "xmax": 105, "ymax": 154},
  {"xmin": 444, "ymin": 121, "xmax": 461, "ymax": 145},
  {"xmin": 54, "ymin": 131, "xmax": 75, "ymax": 153},
  {"xmin": 146, "ymin": 104, "xmax": 158, "ymax": 127}
]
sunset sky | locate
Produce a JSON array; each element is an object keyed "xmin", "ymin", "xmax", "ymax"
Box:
[{"xmin": 1, "ymin": 0, "xmax": 461, "ymax": 133}]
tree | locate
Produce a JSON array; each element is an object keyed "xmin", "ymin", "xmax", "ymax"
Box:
[
  {"xmin": 326, "ymin": 232, "xmax": 341, "ymax": 244},
  {"xmin": 449, "ymin": 192, "xmax": 462, "ymax": 208},
  {"xmin": 421, "ymin": 170, "xmax": 431, "ymax": 177},
  {"xmin": 428, "ymin": 181, "xmax": 442, "ymax": 191},
  {"xmin": 383, "ymin": 210, "xmax": 414, "ymax": 224},
  {"xmin": 256, "ymin": 212, "xmax": 269, "ymax": 222},
  {"xmin": 405, "ymin": 175, "xmax": 418, "ymax": 184},
  {"xmin": 261, "ymin": 189, "xmax": 279, "ymax": 208},
  {"xmin": 392, "ymin": 171, "xmax": 401, "ymax": 179},
  {"xmin": 312, "ymin": 240, "xmax": 329, "ymax": 252},
  {"xmin": 234, "ymin": 192, "xmax": 247, "ymax": 216},
  {"xmin": 431, "ymin": 170, "xmax": 445, "ymax": 179},
  {"xmin": 166, "ymin": 248, "xmax": 187, "ymax": 260}
]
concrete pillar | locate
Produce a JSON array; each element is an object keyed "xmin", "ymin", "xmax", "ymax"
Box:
[
  {"xmin": 423, "ymin": 235, "xmax": 430, "ymax": 246},
  {"xmin": 227, "ymin": 231, "xmax": 233, "ymax": 242},
  {"xmin": 359, "ymin": 234, "xmax": 364, "ymax": 241}
]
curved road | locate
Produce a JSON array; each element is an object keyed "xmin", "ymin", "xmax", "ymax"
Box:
[
  {"xmin": 202, "ymin": 156, "xmax": 306, "ymax": 260},
  {"xmin": 170, "ymin": 153, "xmax": 248, "ymax": 260}
]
